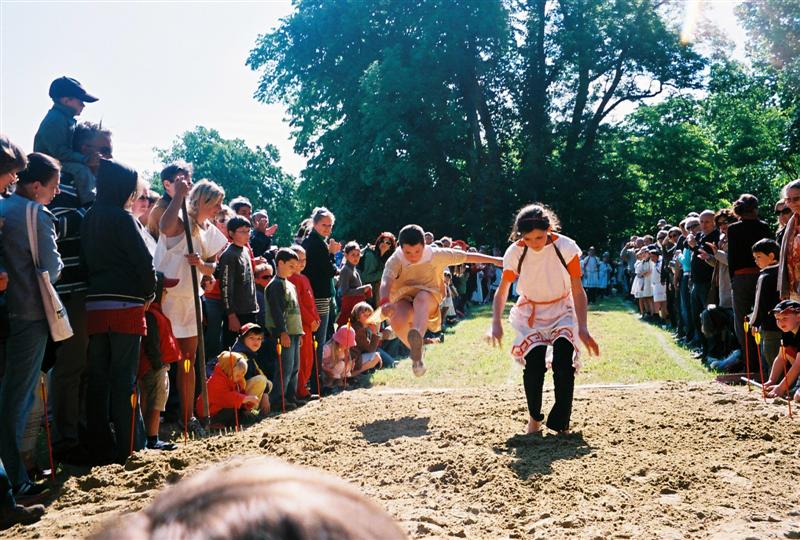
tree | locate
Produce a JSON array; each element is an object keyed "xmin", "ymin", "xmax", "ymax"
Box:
[
  {"xmin": 155, "ymin": 127, "xmax": 299, "ymax": 245},
  {"xmin": 737, "ymin": 1, "xmax": 800, "ymax": 165},
  {"xmin": 247, "ymin": 0, "xmax": 517, "ymax": 244}
]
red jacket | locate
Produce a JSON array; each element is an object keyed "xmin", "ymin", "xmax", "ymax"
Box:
[
  {"xmin": 288, "ymin": 273, "xmax": 320, "ymax": 329},
  {"xmin": 137, "ymin": 303, "xmax": 181, "ymax": 379},
  {"xmin": 197, "ymin": 362, "xmax": 247, "ymax": 417}
]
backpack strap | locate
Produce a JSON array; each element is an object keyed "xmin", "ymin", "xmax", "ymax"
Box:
[
  {"xmin": 550, "ymin": 235, "xmax": 569, "ymax": 272},
  {"xmin": 515, "ymin": 235, "xmax": 569, "ymax": 275}
]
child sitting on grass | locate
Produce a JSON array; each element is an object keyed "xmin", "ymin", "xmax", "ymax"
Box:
[
  {"xmin": 349, "ymin": 302, "xmax": 392, "ymax": 373},
  {"xmin": 765, "ymin": 300, "xmax": 800, "ymax": 401},
  {"xmin": 199, "ymin": 352, "xmax": 267, "ymax": 428},
  {"xmin": 321, "ymin": 326, "xmax": 356, "ymax": 389}
]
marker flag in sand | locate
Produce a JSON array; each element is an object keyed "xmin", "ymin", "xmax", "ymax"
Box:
[
  {"xmin": 314, "ymin": 338, "xmax": 322, "ymax": 400},
  {"xmin": 129, "ymin": 388, "xmax": 138, "ymax": 456},
  {"xmin": 753, "ymin": 329, "xmax": 766, "ymax": 402},
  {"xmin": 183, "ymin": 358, "xmax": 191, "ymax": 443},
  {"xmin": 40, "ymin": 375, "xmax": 55, "ymax": 480},
  {"xmin": 743, "ymin": 318, "xmax": 751, "ymax": 391},
  {"xmin": 780, "ymin": 342, "xmax": 793, "ymax": 419},
  {"xmin": 277, "ymin": 342, "xmax": 285, "ymax": 413}
]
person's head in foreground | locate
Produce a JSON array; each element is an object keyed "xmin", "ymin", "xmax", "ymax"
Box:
[{"xmin": 89, "ymin": 457, "xmax": 407, "ymax": 540}]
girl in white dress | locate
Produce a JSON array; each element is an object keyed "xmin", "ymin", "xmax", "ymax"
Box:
[
  {"xmin": 649, "ymin": 248, "xmax": 668, "ymax": 321},
  {"xmin": 489, "ymin": 204, "xmax": 599, "ymax": 434}
]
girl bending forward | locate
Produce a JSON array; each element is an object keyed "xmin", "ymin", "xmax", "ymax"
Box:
[{"xmin": 489, "ymin": 204, "xmax": 599, "ymax": 434}]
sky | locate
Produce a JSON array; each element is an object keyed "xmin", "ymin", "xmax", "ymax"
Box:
[{"xmin": 0, "ymin": 1, "xmax": 747, "ymax": 180}]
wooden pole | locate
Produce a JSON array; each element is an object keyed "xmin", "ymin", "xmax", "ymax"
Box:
[{"xmin": 181, "ymin": 200, "xmax": 210, "ymax": 426}]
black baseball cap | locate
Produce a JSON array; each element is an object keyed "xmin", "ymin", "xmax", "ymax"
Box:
[
  {"xmin": 48, "ymin": 76, "xmax": 98, "ymax": 103},
  {"xmin": 772, "ymin": 300, "xmax": 800, "ymax": 314}
]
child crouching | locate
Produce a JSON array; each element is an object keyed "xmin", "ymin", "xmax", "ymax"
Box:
[
  {"xmin": 200, "ymin": 352, "xmax": 271, "ymax": 428},
  {"xmin": 322, "ymin": 326, "xmax": 356, "ymax": 388}
]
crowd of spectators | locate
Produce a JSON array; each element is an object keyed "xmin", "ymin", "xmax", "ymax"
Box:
[
  {"xmin": 0, "ymin": 76, "xmax": 499, "ymax": 529},
  {"xmin": 617, "ymin": 192, "xmax": 800, "ymax": 407}
]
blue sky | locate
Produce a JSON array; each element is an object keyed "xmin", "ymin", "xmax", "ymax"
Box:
[{"xmin": 0, "ymin": 1, "xmax": 746, "ymax": 180}]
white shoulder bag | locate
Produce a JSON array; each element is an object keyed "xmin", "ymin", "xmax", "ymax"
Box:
[{"xmin": 26, "ymin": 202, "xmax": 73, "ymax": 341}]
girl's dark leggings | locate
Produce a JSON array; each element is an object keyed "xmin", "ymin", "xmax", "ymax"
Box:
[{"xmin": 523, "ymin": 338, "xmax": 575, "ymax": 432}]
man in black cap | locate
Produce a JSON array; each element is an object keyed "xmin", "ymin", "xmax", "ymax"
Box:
[{"xmin": 33, "ymin": 76, "xmax": 99, "ymax": 205}]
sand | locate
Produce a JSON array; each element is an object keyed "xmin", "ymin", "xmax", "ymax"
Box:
[{"xmin": 8, "ymin": 380, "xmax": 800, "ymax": 539}]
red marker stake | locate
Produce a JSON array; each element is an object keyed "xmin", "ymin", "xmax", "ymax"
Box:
[
  {"xmin": 39, "ymin": 375, "xmax": 55, "ymax": 480},
  {"xmin": 780, "ymin": 342, "xmax": 793, "ymax": 419},
  {"xmin": 129, "ymin": 386, "xmax": 138, "ymax": 457},
  {"xmin": 753, "ymin": 329, "xmax": 766, "ymax": 403},
  {"xmin": 743, "ymin": 317, "xmax": 752, "ymax": 391},
  {"xmin": 183, "ymin": 358, "xmax": 191, "ymax": 443},
  {"xmin": 314, "ymin": 338, "xmax": 322, "ymax": 400},
  {"xmin": 277, "ymin": 342, "xmax": 285, "ymax": 413}
]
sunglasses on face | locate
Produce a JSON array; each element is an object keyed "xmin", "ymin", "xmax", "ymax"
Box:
[
  {"xmin": 786, "ymin": 195, "xmax": 800, "ymax": 204},
  {"xmin": 777, "ymin": 208, "xmax": 792, "ymax": 215},
  {"xmin": 379, "ymin": 240, "xmax": 393, "ymax": 245}
]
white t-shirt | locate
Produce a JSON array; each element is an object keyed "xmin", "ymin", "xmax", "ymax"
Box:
[
  {"xmin": 154, "ymin": 220, "xmax": 228, "ymax": 298},
  {"xmin": 502, "ymin": 234, "xmax": 582, "ymax": 302}
]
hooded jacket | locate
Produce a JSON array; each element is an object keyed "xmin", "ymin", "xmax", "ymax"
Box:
[
  {"xmin": 81, "ymin": 159, "xmax": 156, "ymax": 304},
  {"xmin": 197, "ymin": 362, "xmax": 248, "ymax": 418}
]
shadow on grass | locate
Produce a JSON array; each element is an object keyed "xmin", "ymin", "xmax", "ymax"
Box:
[
  {"xmin": 504, "ymin": 431, "xmax": 593, "ymax": 479},
  {"xmin": 357, "ymin": 416, "xmax": 430, "ymax": 444}
]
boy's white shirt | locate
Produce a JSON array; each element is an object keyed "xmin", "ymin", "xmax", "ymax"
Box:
[{"xmin": 394, "ymin": 245, "xmax": 434, "ymax": 266}]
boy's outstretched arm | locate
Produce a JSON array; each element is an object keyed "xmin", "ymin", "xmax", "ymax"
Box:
[{"xmin": 465, "ymin": 253, "xmax": 503, "ymax": 266}]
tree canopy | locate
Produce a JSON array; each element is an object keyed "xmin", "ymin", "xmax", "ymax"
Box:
[{"xmin": 155, "ymin": 127, "xmax": 299, "ymax": 245}]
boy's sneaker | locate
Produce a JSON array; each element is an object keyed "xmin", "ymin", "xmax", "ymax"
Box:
[
  {"xmin": 407, "ymin": 328, "xmax": 427, "ymax": 377},
  {"xmin": 180, "ymin": 417, "xmax": 207, "ymax": 438},
  {"xmin": 0, "ymin": 503, "xmax": 45, "ymax": 530},
  {"xmin": 12, "ymin": 481, "xmax": 49, "ymax": 505},
  {"xmin": 146, "ymin": 439, "xmax": 177, "ymax": 451}
]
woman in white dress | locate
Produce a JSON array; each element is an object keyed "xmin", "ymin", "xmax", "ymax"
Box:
[
  {"xmin": 489, "ymin": 204, "xmax": 599, "ymax": 434},
  {"xmin": 155, "ymin": 177, "xmax": 228, "ymax": 433}
]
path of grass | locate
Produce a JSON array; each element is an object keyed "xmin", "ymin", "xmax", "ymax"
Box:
[{"xmin": 371, "ymin": 296, "xmax": 712, "ymax": 388}]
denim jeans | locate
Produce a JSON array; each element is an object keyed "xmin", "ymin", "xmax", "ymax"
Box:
[
  {"xmin": 679, "ymin": 274, "xmax": 693, "ymax": 339},
  {"xmin": 690, "ymin": 280, "xmax": 710, "ymax": 345},
  {"xmin": 50, "ymin": 291, "xmax": 89, "ymax": 449},
  {"xmin": 0, "ymin": 318, "xmax": 48, "ymax": 487},
  {"xmin": 270, "ymin": 335, "xmax": 300, "ymax": 405},
  {"xmin": 204, "ymin": 297, "xmax": 225, "ymax": 365},
  {"xmin": 731, "ymin": 273, "xmax": 759, "ymax": 362},
  {"xmin": 377, "ymin": 348, "xmax": 396, "ymax": 368},
  {"xmin": 85, "ymin": 332, "xmax": 145, "ymax": 464},
  {"xmin": 0, "ymin": 458, "xmax": 13, "ymax": 510}
]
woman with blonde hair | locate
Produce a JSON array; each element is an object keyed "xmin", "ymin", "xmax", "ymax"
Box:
[{"xmin": 155, "ymin": 177, "xmax": 228, "ymax": 435}]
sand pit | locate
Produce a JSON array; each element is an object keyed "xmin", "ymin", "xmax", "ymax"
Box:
[{"xmin": 9, "ymin": 381, "xmax": 800, "ymax": 539}]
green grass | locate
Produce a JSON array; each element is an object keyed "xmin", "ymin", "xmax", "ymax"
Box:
[{"xmin": 370, "ymin": 296, "xmax": 712, "ymax": 388}]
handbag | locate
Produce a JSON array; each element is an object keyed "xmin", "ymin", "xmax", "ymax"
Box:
[{"xmin": 25, "ymin": 201, "xmax": 73, "ymax": 341}]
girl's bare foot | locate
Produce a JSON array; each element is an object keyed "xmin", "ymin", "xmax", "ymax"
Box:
[{"xmin": 526, "ymin": 417, "xmax": 542, "ymax": 434}]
